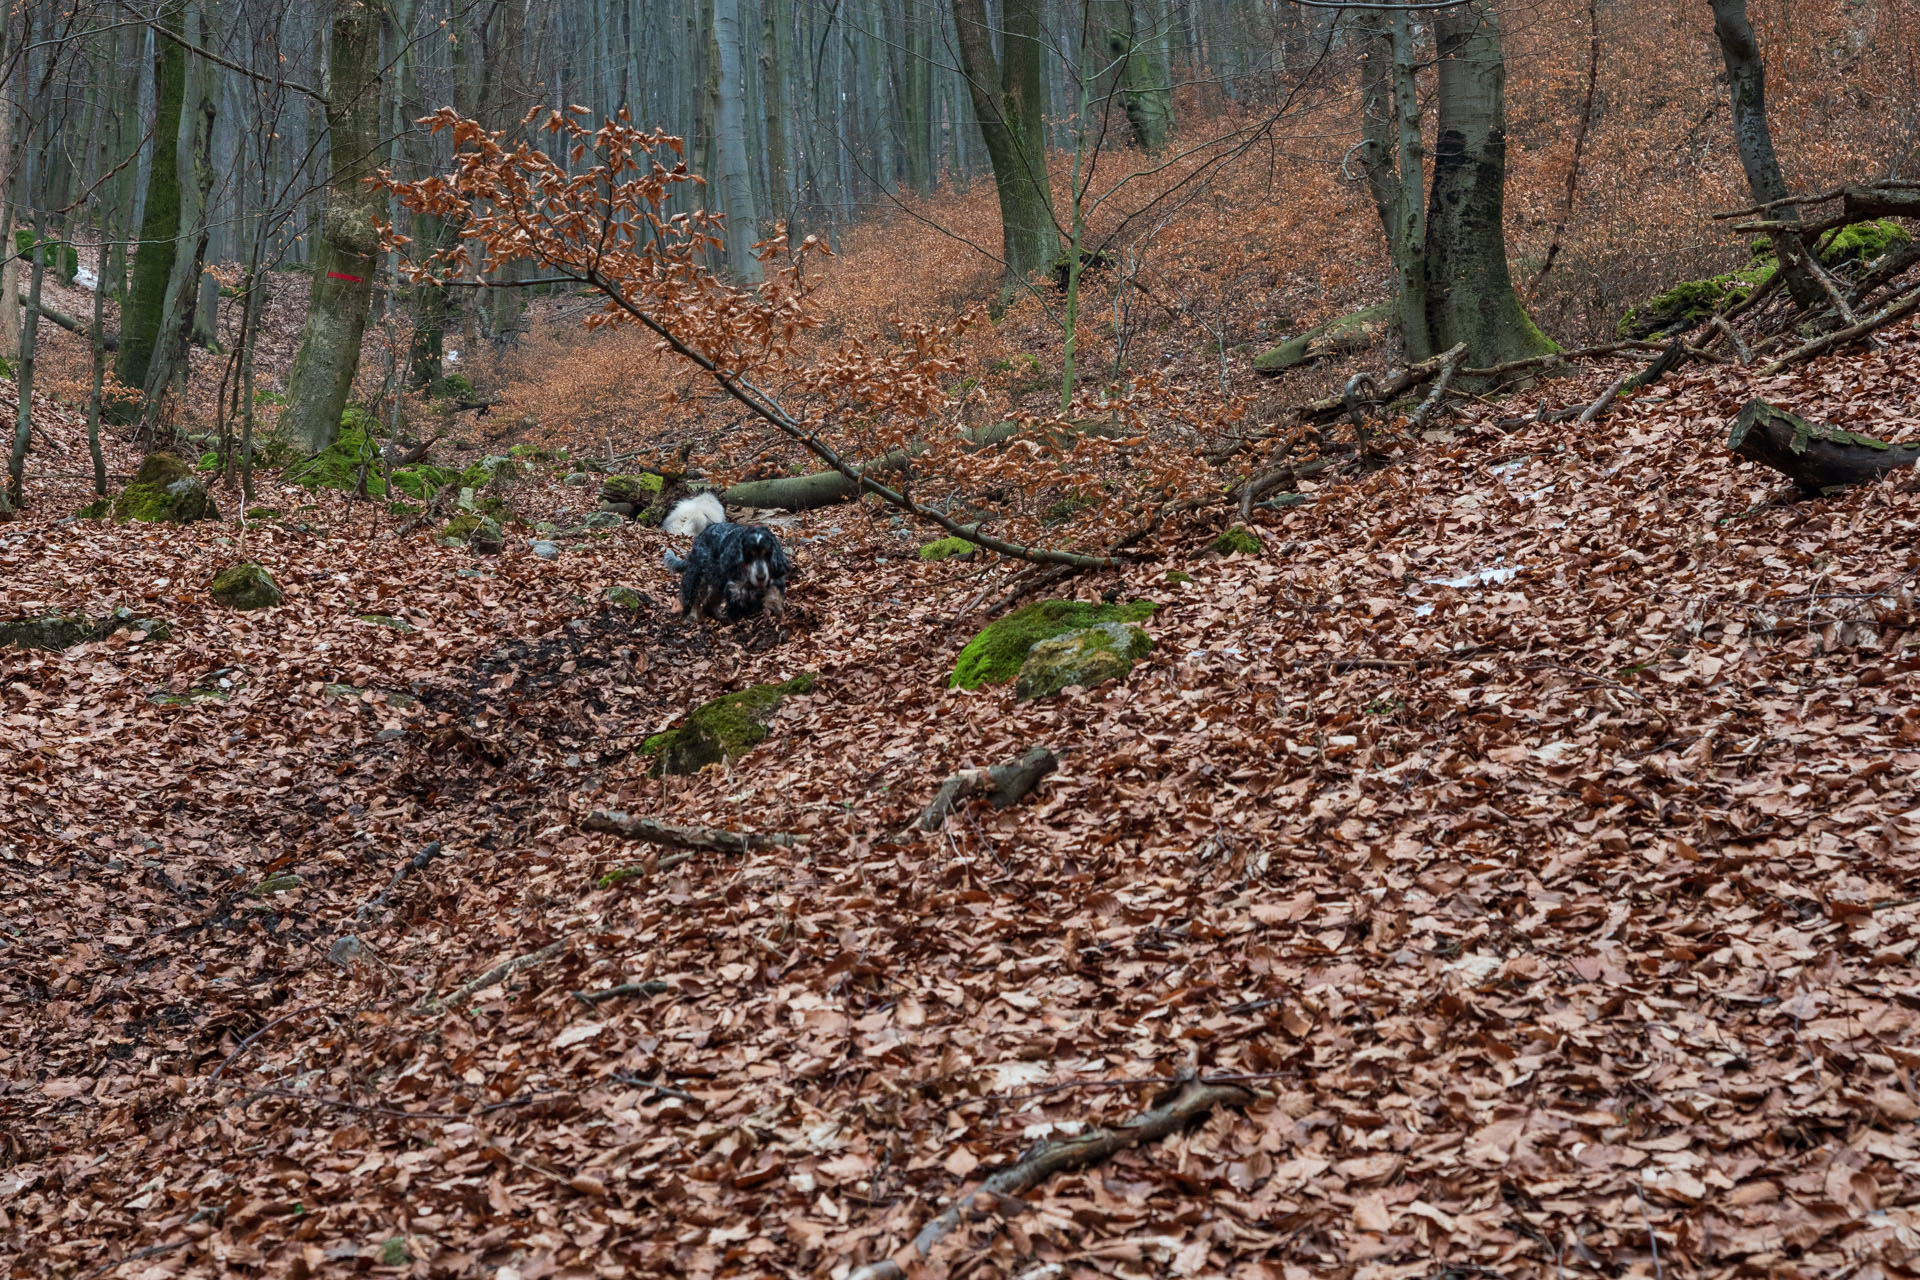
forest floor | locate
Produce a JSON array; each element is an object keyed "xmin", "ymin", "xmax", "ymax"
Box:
[{"xmin": 6, "ymin": 273, "xmax": 1920, "ymax": 1279}]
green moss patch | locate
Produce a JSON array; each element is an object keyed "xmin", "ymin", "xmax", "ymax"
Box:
[
  {"xmin": 1213, "ymin": 525, "xmax": 1263, "ymax": 556},
  {"xmin": 1253, "ymin": 302, "xmax": 1393, "ymax": 374},
  {"xmin": 74, "ymin": 498, "xmax": 112, "ymax": 520},
  {"xmin": 0, "ymin": 613, "xmax": 99, "ymax": 652},
  {"xmin": 1618, "ymin": 263, "xmax": 1775, "ymax": 340},
  {"xmin": 919, "ymin": 536, "xmax": 977, "ymax": 562},
  {"xmin": 643, "ymin": 674, "xmax": 817, "ymax": 776},
  {"xmin": 950, "ymin": 599, "xmax": 1157, "ymax": 690},
  {"xmin": 1165, "ymin": 570, "xmax": 1194, "ymax": 585},
  {"xmin": 285, "ymin": 417, "xmax": 386, "ymax": 495},
  {"xmin": 111, "ymin": 453, "xmax": 220, "ymax": 524},
  {"xmin": 390, "ymin": 464, "xmax": 457, "ymax": 500},
  {"xmin": 603, "ymin": 585, "xmax": 646, "ymax": 609},
  {"xmin": 601, "ymin": 473, "xmax": 664, "ymax": 507}
]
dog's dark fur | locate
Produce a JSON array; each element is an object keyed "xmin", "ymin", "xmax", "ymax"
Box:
[{"xmin": 664, "ymin": 522, "xmax": 791, "ymax": 622}]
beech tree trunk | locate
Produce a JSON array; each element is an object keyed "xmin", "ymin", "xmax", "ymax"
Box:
[
  {"xmin": 713, "ymin": 0, "xmax": 762, "ymax": 283},
  {"xmin": 1422, "ymin": 2, "xmax": 1555, "ymax": 368},
  {"xmin": 283, "ymin": 0, "xmax": 385, "ymax": 454},
  {"xmin": 1707, "ymin": 0, "xmax": 1822, "ymax": 310},
  {"xmin": 952, "ymin": 0, "xmax": 1061, "ymax": 300},
  {"xmin": 1098, "ymin": 0, "xmax": 1173, "ymax": 151},
  {"xmin": 1354, "ymin": 5, "xmax": 1428, "ymax": 360},
  {"xmin": 114, "ymin": 1, "xmax": 187, "ymax": 411}
]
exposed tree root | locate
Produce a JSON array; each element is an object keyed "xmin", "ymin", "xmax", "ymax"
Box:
[
  {"xmin": 844, "ymin": 1072, "xmax": 1254, "ymax": 1280},
  {"xmin": 910, "ymin": 746, "xmax": 1058, "ymax": 835},
  {"xmin": 580, "ymin": 811, "xmax": 798, "ymax": 854},
  {"xmin": 1727, "ymin": 398, "xmax": 1920, "ymax": 495}
]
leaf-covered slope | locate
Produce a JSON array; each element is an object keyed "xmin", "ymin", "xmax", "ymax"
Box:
[{"xmin": 5, "ymin": 328, "xmax": 1920, "ymax": 1278}]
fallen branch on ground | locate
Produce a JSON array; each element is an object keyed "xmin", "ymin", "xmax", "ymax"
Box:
[
  {"xmin": 843, "ymin": 1071, "xmax": 1254, "ymax": 1280},
  {"xmin": 579, "ymin": 811, "xmax": 797, "ymax": 854},
  {"xmin": 427, "ymin": 937, "xmax": 572, "ymax": 1012},
  {"xmin": 910, "ymin": 746, "xmax": 1059, "ymax": 835},
  {"xmin": 1727, "ymin": 398, "xmax": 1920, "ymax": 495},
  {"xmin": 1756, "ymin": 281, "xmax": 1920, "ymax": 376},
  {"xmin": 15, "ymin": 290, "xmax": 117, "ymax": 349},
  {"xmin": 572, "ymin": 980, "xmax": 671, "ymax": 1008},
  {"xmin": 354, "ymin": 839, "xmax": 444, "ymax": 924}
]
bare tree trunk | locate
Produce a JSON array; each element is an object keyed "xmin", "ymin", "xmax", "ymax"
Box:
[
  {"xmin": 114, "ymin": 0, "xmax": 187, "ymax": 414},
  {"xmin": 1422, "ymin": 1, "xmax": 1555, "ymax": 367},
  {"xmin": 1098, "ymin": 0, "xmax": 1173, "ymax": 151},
  {"xmin": 0, "ymin": 44, "xmax": 18, "ymax": 364},
  {"xmin": 713, "ymin": 0, "xmax": 763, "ymax": 282},
  {"xmin": 282, "ymin": 0, "xmax": 385, "ymax": 453},
  {"xmin": 1707, "ymin": 0, "xmax": 1822, "ymax": 311},
  {"xmin": 9, "ymin": 208, "xmax": 46, "ymax": 508},
  {"xmin": 1354, "ymin": 4, "xmax": 1429, "ymax": 359},
  {"xmin": 952, "ymin": 0, "xmax": 1061, "ymax": 302}
]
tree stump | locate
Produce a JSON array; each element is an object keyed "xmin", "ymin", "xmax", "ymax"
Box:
[{"xmin": 1726, "ymin": 399, "xmax": 1920, "ymax": 496}]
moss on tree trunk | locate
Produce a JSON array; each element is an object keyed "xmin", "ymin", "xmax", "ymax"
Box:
[{"xmin": 112, "ymin": 2, "xmax": 187, "ymax": 410}]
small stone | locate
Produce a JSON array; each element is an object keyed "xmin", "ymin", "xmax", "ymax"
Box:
[
  {"xmin": 599, "ymin": 502, "xmax": 635, "ymax": 518},
  {"xmin": 603, "ymin": 585, "xmax": 646, "ymax": 609},
  {"xmin": 530, "ymin": 540, "xmax": 561, "ymax": 560},
  {"xmin": 328, "ymin": 935, "xmax": 364, "ymax": 967},
  {"xmin": 563, "ymin": 472, "xmax": 596, "ymax": 486},
  {"xmin": 0, "ymin": 613, "xmax": 97, "ymax": 651},
  {"xmin": 1014, "ymin": 622, "xmax": 1153, "ymax": 701},
  {"xmin": 580, "ymin": 511, "xmax": 624, "ymax": 531}
]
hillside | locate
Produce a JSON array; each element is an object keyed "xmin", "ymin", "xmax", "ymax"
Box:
[{"xmin": 6, "ymin": 277, "xmax": 1920, "ymax": 1276}]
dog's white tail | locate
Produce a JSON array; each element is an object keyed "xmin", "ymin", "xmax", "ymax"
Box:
[{"xmin": 662, "ymin": 492, "xmax": 725, "ymax": 538}]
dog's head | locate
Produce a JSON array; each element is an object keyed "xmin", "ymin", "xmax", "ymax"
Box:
[{"xmin": 734, "ymin": 526, "xmax": 789, "ymax": 590}]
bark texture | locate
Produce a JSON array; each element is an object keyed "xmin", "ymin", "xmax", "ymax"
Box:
[
  {"xmin": 951, "ymin": 0, "xmax": 1061, "ymax": 297},
  {"xmin": 1708, "ymin": 0, "xmax": 1821, "ymax": 310},
  {"xmin": 114, "ymin": 1, "xmax": 187, "ymax": 405},
  {"xmin": 1099, "ymin": 0, "xmax": 1173, "ymax": 151},
  {"xmin": 1727, "ymin": 399, "xmax": 1920, "ymax": 495},
  {"xmin": 283, "ymin": 0, "xmax": 385, "ymax": 454},
  {"xmin": 713, "ymin": 0, "xmax": 763, "ymax": 282},
  {"xmin": 1423, "ymin": 2, "xmax": 1555, "ymax": 367}
]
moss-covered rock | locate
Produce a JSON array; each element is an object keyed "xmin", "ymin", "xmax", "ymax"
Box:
[
  {"xmin": 111, "ymin": 453, "xmax": 220, "ymax": 524},
  {"xmin": 919, "ymin": 536, "xmax": 977, "ymax": 562},
  {"xmin": 390, "ymin": 463, "xmax": 458, "ymax": 500},
  {"xmin": 244, "ymin": 506, "xmax": 280, "ymax": 521},
  {"xmin": 97, "ymin": 606, "xmax": 171, "ymax": 642},
  {"xmin": 1165, "ymin": 569, "xmax": 1194, "ymax": 585},
  {"xmin": 458, "ymin": 455, "xmax": 520, "ymax": 489},
  {"xmin": 1252, "ymin": 302, "xmax": 1393, "ymax": 374},
  {"xmin": 430, "ymin": 372, "xmax": 475, "ymax": 401},
  {"xmin": 1014, "ymin": 621, "xmax": 1153, "ymax": 700},
  {"xmin": 0, "ymin": 613, "xmax": 99, "ymax": 651},
  {"xmin": 1618, "ymin": 262, "xmax": 1776, "ymax": 340},
  {"xmin": 74, "ymin": 498, "xmax": 112, "ymax": 520},
  {"xmin": 355, "ymin": 613, "xmax": 415, "ymax": 632},
  {"xmin": 441, "ymin": 513, "xmax": 504, "ymax": 553},
  {"xmin": 285, "ymin": 417, "xmax": 386, "ymax": 495},
  {"xmin": 601, "ymin": 473, "xmax": 664, "ymax": 508},
  {"xmin": 950, "ymin": 598, "xmax": 1158, "ymax": 690},
  {"xmin": 643, "ymin": 674, "xmax": 817, "ymax": 776},
  {"xmin": 209, "ymin": 561, "xmax": 282, "ymax": 610},
  {"xmin": 14, "ymin": 229, "xmax": 79, "ymax": 283},
  {"xmin": 1752, "ymin": 219, "xmax": 1911, "ymax": 268},
  {"xmin": 1213, "ymin": 525, "xmax": 1263, "ymax": 556}
]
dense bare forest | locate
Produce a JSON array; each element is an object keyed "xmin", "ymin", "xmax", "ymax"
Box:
[{"xmin": 5, "ymin": 2, "xmax": 1920, "ymax": 1277}]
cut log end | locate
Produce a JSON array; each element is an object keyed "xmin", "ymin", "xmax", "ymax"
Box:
[{"xmin": 1727, "ymin": 398, "xmax": 1920, "ymax": 496}]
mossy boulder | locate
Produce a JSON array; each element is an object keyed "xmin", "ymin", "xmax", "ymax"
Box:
[
  {"xmin": 1014, "ymin": 621, "xmax": 1153, "ymax": 700},
  {"xmin": 111, "ymin": 453, "xmax": 220, "ymax": 524},
  {"xmin": 0, "ymin": 613, "xmax": 99, "ymax": 652},
  {"xmin": 1751, "ymin": 219, "xmax": 1911, "ymax": 268},
  {"xmin": 74, "ymin": 498, "xmax": 112, "ymax": 520},
  {"xmin": 441, "ymin": 513, "xmax": 504, "ymax": 553},
  {"xmin": 285, "ymin": 417, "xmax": 387, "ymax": 495},
  {"xmin": 390, "ymin": 464, "xmax": 458, "ymax": 500},
  {"xmin": 643, "ymin": 674, "xmax": 816, "ymax": 776},
  {"xmin": 950, "ymin": 598, "xmax": 1158, "ymax": 690},
  {"xmin": 458, "ymin": 455, "xmax": 520, "ymax": 489},
  {"xmin": 14, "ymin": 229, "xmax": 79, "ymax": 283},
  {"xmin": 1213, "ymin": 525, "xmax": 1263, "ymax": 556},
  {"xmin": 1618, "ymin": 264, "xmax": 1774, "ymax": 340},
  {"xmin": 209, "ymin": 562, "xmax": 282, "ymax": 610},
  {"xmin": 603, "ymin": 585, "xmax": 646, "ymax": 609},
  {"xmin": 601, "ymin": 473, "xmax": 664, "ymax": 509},
  {"xmin": 430, "ymin": 372, "xmax": 475, "ymax": 401},
  {"xmin": 919, "ymin": 536, "xmax": 977, "ymax": 562},
  {"xmin": 1253, "ymin": 302, "xmax": 1393, "ymax": 374}
]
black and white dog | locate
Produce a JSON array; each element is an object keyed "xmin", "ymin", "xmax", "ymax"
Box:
[{"xmin": 663, "ymin": 499, "xmax": 792, "ymax": 623}]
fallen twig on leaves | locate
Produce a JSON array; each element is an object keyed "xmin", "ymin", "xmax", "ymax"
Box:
[
  {"xmin": 354, "ymin": 839, "xmax": 444, "ymax": 924},
  {"xmin": 580, "ymin": 810, "xmax": 797, "ymax": 854},
  {"xmin": 1756, "ymin": 281, "xmax": 1920, "ymax": 376},
  {"xmin": 207, "ymin": 1008, "xmax": 310, "ymax": 1086},
  {"xmin": 572, "ymin": 980, "xmax": 671, "ymax": 1008},
  {"xmin": 427, "ymin": 938, "xmax": 572, "ymax": 1011},
  {"xmin": 910, "ymin": 746, "xmax": 1059, "ymax": 835},
  {"xmin": 843, "ymin": 1071, "xmax": 1253, "ymax": 1280}
]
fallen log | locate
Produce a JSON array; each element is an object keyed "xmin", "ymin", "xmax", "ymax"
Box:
[
  {"xmin": 579, "ymin": 811, "xmax": 797, "ymax": 854},
  {"xmin": 911, "ymin": 746, "xmax": 1059, "ymax": 834},
  {"xmin": 16, "ymin": 290, "xmax": 118, "ymax": 349},
  {"xmin": 843, "ymin": 1072, "xmax": 1253, "ymax": 1280},
  {"xmin": 1727, "ymin": 399, "xmax": 1920, "ymax": 495}
]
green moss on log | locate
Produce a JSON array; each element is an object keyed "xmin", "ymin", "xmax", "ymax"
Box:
[
  {"xmin": 1213, "ymin": 525, "xmax": 1263, "ymax": 556},
  {"xmin": 919, "ymin": 536, "xmax": 977, "ymax": 561},
  {"xmin": 643, "ymin": 674, "xmax": 817, "ymax": 775},
  {"xmin": 950, "ymin": 599, "xmax": 1158, "ymax": 690}
]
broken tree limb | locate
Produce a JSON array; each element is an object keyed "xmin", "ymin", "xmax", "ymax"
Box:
[
  {"xmin": 579, "ymin": 811, "xmax": 797, "ymax": 854},
  {"xmin": 572, "ymin": 980, "xmax": 670, "ymax": 1008},
  {"xmin": 427, "ymin": 937, "xmax": 573, "ymax": 1012},
  {"xmin": 843, "ymin": 1072, "xmax": 1254, "ymax": 1280},
  {"xmin": 16, "ymin": 290, "xmax": 118, "ymax": 349},
  {"xmin": 911, "ymin": 746, "xmax": 1059, "ymax": 834},
  {"xmin": 1727, "ymin": 399, "xmax": 1920, "ymax": 495},
  {"xmin": 354, "ymin": 839, "xmax": 444, "ymax": 925},
  {"xmin": 1756, "ymin": 281, "xmax": 1920, "ymax": 376}
]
